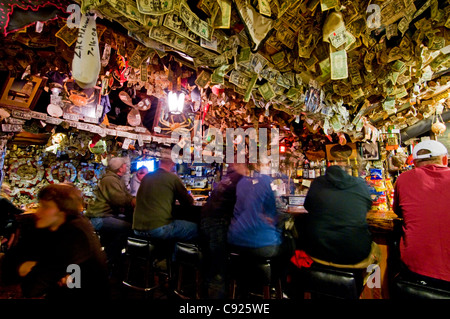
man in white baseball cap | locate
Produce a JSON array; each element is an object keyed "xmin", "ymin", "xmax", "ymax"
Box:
[
  {"xmin": 393, "ymin": 139, "xmax": 450, "ymax": 284},
  {"xmin": 412, "ymin": 140, "xmax": 448, "ymax": 163}
]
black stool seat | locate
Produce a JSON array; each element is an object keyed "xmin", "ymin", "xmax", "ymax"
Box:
[
  {"xmin": 121, "ymin": 235, "xmax": 172, "ymax": 294},
  {"xmin": 173, "ymin": 242, "xmax": 203, "ymax": 299},
  {"xmin": 392, "ymin": 273, "xmax": 450, "ymax": 299},
  {"xmin": 228, "ymin": 251, "xmax": 283, "ymax": 299},
  {"xmin": 174, "ymin": 242, "xmax": 203, "ymax": 267},
  {"xmin": 299, "ymin": 263, "xmax": 366, "ymax": 299}
]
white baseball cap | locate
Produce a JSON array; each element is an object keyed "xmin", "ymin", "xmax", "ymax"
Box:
[{"xmin": 412, "ymin": 140, "xmax": 448, "ymax": 160}]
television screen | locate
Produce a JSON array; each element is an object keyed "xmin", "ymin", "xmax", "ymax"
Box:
[{"xmin": 136, "ymin": 159, "xmax": 157, "ymax": 172}]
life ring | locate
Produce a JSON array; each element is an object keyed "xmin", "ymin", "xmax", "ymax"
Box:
[
  {"xmin": 45, "ymin": 161, "xmax": 77, "ymax": 184},
  {"xmin": 76, "ymin": 163, "xmax": 98, "ymax": 186},
  {"xmin": 8, "ymin": 158, "xmax": 44, "ymax": 188}
]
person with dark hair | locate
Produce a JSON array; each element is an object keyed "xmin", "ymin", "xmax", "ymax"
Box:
[
  {"xmin": 301, "ymin": 164, "xmax": 379, "ymax": 266},
  {"xmin": 85, "ymin": 156, "xmax": 135, "ymax": 267},
  {"xmin": 393, "ymin": 140, "xmax": 450, "ymax": 283},
  {"xmin": 0, "ymin": 183, "xmax": 24, "ymax": 251},
  {"xmin": 0, "ymin": 183, "xmax": 110, "ymax": 299},
  {"xmin": 227, "ymin": 169, "xmax": 286, "ymax": 259},
  {"xmin": 200, "ymin": 162, "xmax": 247, "ymax": 299}
]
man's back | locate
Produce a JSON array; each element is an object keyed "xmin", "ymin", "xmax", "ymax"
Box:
[
  {"xmin": 394, "ymin": 164, "xmax": 450, "ymax": 282},
  {"xmin": 133, "ymin": 168, "xmax": 192, "ymax": 231},
  {"xmin": 228, "ymin": 174, "xmax": 281, "ymax": 248},
  {"xmin": 302, "ymin": 165, "xmax": 373, "ymax": 264}
]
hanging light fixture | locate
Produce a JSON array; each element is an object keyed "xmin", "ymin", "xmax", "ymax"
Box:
[{"xmin": 168, "ymin": 91, "xmax": 185, "ymax": 114}]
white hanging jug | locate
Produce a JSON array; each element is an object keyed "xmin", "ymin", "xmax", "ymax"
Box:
[{"xmin": 72, "ymin": 13, "xmax": 100, "ymax": 89}]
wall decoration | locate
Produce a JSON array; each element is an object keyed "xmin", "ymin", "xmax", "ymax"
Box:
[
  {"xmin": 7, "ymin": 158, "xmax": 44, "ymax": 188},
  {"xmin": 325, "ymin": 142, "xmax": 358, "ymax": 161},
  {"xmin": 45, "ymin": 161, "xmax": 77, "ymax": 184},
  {"xmin": 359, "ymin": 141, "xmax": 380, "ymax": 161},
  {"xmin": 152, "ymin": 99, "xmax": 195, "ymax": 138},
  {"xmin": 0, "ymin": 75, "xmax": 46, "ymax": 109}
]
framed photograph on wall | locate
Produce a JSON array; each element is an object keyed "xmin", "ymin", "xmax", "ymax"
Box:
[
  {"xmin": 325, "ymin": 143, "xmax": 358, "ymax": 161},
  {"xmin": 0, "ymin": 75, "xmax": 46, "ymax": 109},
  {"xmin": 359, "ymin": 141, "xmax": 380, "ymax": 160}
]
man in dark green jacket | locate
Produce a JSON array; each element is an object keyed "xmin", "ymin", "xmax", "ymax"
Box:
[
  {"xmin": 133, "ymin": 149, "xmax": 196, "ymax": 241},
  {"xmin": 85, "ymin": 157, "xmax": 135, "ymax": 266}
]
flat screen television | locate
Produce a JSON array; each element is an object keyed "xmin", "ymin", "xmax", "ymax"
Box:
[{"xmin": 134, "ymin": 158, "xmax": 158, "ymax": 173}]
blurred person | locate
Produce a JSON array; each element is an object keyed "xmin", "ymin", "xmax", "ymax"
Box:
[
  {"xmin": 301, "ymin": 164, "xmax": 379, "ymax": 266},
  {"xmin": 85, "ymin": 157, "xmax": 135, "ymax": 267},
  {"xmin": 393, "ymin": 140, "xmax": 450, "ymax": 283},
  {"xmin": 133, "ymin": 147, "xmax": 197, "ymax": 241},
  {"xmin": 0, "ymin": 184, "xmax": 110, "ymax": 299},
  {"xmin": 227, "ymin": 164, "xmax": 289, "ymax": 259},
  {"xmin": 227, "ymin": 162, "xmax": 292, "ymax": 297},
  {"xmin": 0, "ymin": 183, "xmax": 24, "ymax": 251},
  {"xmin": 129, "ymin": 166, "xmax": 148, "ymax": 197},
  {"xmin": 200, "ymin": 162, "xmax": 247, "ymax": 299}
]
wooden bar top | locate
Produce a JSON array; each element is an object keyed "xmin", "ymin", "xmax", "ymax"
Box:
[{"xmin": 283, "ymin": 206, "xmax": 401, "ymax": 233}]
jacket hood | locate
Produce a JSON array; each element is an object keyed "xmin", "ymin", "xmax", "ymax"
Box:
[
  {"xmin": 325, "ymin": 165, "xmax": 359, "ymax": 189},
  {"xmin": 103, "ymin": 168, "xmax": 120, "ymax": 178}
]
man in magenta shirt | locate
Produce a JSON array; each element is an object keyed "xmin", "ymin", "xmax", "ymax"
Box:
[{"xmin": 393, "ymin": 140, "xmax": 450, "ymax": 283}]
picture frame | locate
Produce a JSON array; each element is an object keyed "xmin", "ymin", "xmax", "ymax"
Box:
[
  {"xmin": 0, "ymin": 75, "xmax": 47, "ymax": 109},
  {"xmin": 359, "ymin": 141, "xmax": 380, "ymax": 161},
  {"xmin": 325, "ymin": 142, "xmax": 358, "ymax": 161}
]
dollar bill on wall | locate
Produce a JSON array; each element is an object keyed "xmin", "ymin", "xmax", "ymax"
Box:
[
  {"xmin": 229, "ymin": 70, "xmax": 252, "ymax": 88},
  {"xmin": 212, "ymin": 0, "xmax": 232, "ymax": 29},
  {"xmin": 258, "ymin": 0, "xmax": 271, "ymax": 16},
  {"xmin": 243, "ymin": 74, "xmax": 258, "ymax": 102},
  {"xmin": 234, "ymin": 0, "xmax": 274, "ymax": 50},
  {"xmin": 164, "ymin": 12, "xmax": 200, "ymax": 43},
  {"xmin": 330, "ymin": 50, "xmax": 348, "ymax": 80},
  {"xmin": 258, "ymin": 82, "xmax": 276, "ymax": 100},
  {"xmin": 180, "ymin": 0, "xmax": 213, "ymax": 41},
  {"xmin": 195, "ymin": 70, "xmax": 212, "ymax": 88},
  {"xmin": 320, "ymin": 0, "xmax": 339, "ymax": 12},
  {"xmin": 136, "ymin": 0, "xmax": 176, "ymax": 15}
]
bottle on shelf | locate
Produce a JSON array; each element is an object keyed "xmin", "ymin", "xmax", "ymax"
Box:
[
  {"xmin": 352, "ymin": 158, "xmax": 359, "ymax": 177},
  {"xmin": 346, "ymin": 158, "xmax": 353, "ymax": 176},
  {"xmin": 320, "ymin": 160, "xmax": 327, "ymax": 176},
  {"xmin": 296, "ymin": 161, "xmax": 303, "ymax": 178},
  {"xmin": 303, "ymin": 160, "xmax": 309, "ymax": 179},
  {"xmin": 314, "ymin": 161, "xmax": 321, "ymax": 177},
  {"xmin": 309, "ymin": 161, "xmax": 316, "ymax": 179}
]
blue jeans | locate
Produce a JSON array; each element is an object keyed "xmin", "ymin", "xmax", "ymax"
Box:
[
  {"xmin": 89, "ymin": 216, "xmax": 131, "ymax": 264},
  {"xmin": 134, "ymin": 220, "xmax": 198, "ymax": 241}
]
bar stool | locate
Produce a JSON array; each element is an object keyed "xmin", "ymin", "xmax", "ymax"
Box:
[
  {"xmin": 298, "ymin": 263, "xmax": 366, "ymax": 299},
  {"xmin": 172, "ymin": 241, "xmax": 203, "ymax": 299},
  {"xmin": 228, "ymin": 251, "xmax": 283, "ymax": 299},
  {"xmin": 121, "ymin": 235, "xmax": 171, "ymax": 297},
  {"xmin": 392, "ymin": 272, "xmax": 450, "ymax": 299}
]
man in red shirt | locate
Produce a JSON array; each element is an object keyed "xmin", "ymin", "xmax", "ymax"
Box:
[{"xmin": 393, "ymin": 140, "xmax": 450, "ymax": 283}]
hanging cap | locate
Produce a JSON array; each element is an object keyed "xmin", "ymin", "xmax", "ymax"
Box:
[{"xmin": 412, "ymin": 140, "xmax": 448, "ymax": 160}]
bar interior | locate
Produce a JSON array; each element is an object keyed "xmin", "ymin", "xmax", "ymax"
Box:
[{"xmin": 0, "ymin": 0, "xmax": 449, "ymax": 301}]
